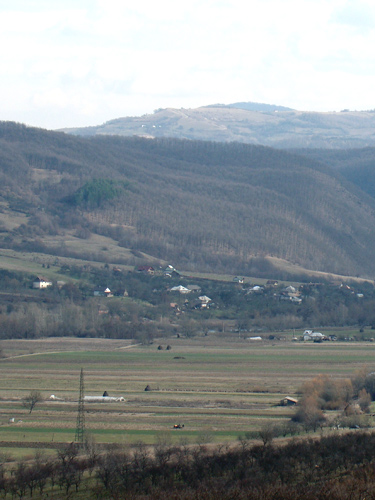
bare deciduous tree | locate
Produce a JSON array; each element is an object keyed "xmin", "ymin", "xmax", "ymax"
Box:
[
  {"xmin": 22, "ymin": 390, "xmax": 43, "ymax": 414},
  {"xmin": 258, "ymin": 422, "xmax": 276, "ymax": 447}
]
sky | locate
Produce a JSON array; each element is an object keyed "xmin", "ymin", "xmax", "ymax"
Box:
[{"xmin": 1, "ymin": 0, "xmax": 375, "ymax": 129}]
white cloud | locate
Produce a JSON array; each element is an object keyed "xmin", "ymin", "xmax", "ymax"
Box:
[{"xmin": 331, "ymin": 0, "xmax": 375, "ymax": 29}]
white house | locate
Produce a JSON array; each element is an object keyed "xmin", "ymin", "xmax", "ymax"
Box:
[
  {"xmin": 33, "ymin": 276, "xmax": 52, "ymax": 289},
  {"xmin": 170, "ymin": 285, "xmax": 191, "ymax": 294},
  {"xmin": 303, "ymin": 330, "xmax": 326, "ymax": 341},
  {"xmin": 198, "ymin": 295, "xmax": 212, "ymax": 304}
]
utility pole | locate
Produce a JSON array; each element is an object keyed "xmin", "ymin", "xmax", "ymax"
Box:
[{"xmin": 75, "ymin": 368, "xmax": 85, "ymax": 445}]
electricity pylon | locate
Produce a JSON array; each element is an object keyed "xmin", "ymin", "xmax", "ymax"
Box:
[{"xmin": 75, "ymin": 368, "xmax": 85, "ymax": 445}]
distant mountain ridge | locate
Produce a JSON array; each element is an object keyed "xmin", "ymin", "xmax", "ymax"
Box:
[
  {"xmin": 62, "ymin": 102, "xmax": 375, "ymax": 149},
  {"xmin": 205, "ymin": 102, "xmax": 295, "ymax": 112}
]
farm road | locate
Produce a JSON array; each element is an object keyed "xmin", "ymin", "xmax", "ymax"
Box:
[{"xmin": 0, "ymin": 342, "xmax": 141, "ymax": 361}]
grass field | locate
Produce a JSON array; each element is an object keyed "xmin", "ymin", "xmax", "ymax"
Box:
[{"xmin": 1, "ymin": 335, "xmax": 375, "ymax": 458}]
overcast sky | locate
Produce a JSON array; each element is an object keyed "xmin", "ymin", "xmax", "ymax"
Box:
[{"xmin": 1, "ymin": 0, "xmax": 375, "ymax": 129}]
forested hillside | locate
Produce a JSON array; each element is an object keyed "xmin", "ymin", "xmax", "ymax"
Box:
[
  {"xmin": 295, "ymin": 148, "xmax": 375, "ymax": 199},
  {"xmin": 1, "ymin": 121, "xmax": 375, "ymax": 278}
]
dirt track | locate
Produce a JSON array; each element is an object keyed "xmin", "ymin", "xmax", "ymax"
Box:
[{"xmin": 0, "ymin": 338, "xmax": 141, "ymax": 360}]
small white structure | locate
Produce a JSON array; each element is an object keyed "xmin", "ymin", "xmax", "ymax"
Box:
[
  {"xmin": 94, "ymin": 287, "xmax": 113, "ymax": 297},
  {"xmin": 84, "ymin": 396, "xmax": 125, "ymax": 402},
  {"xmin": 33, "ymin": 276, "xmax": 52, "ymax": 289},
  {"xmin": 290, "ymin": 296, "xmax": 302, "ymax": 303},
  {"xmin": 49, "ymin": 394, "xmax": 64, "ymax": 401},
  {"xmin": 247, "ymin": 336, "xmax": 262, "ymax": 341}
]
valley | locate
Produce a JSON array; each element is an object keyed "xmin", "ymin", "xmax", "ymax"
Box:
[{"xmin": 1, "ymin": 115, "xmax": 375, "ymax": 498}]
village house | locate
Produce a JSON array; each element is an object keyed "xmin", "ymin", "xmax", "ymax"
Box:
[
  {"xmin": 136, "ymin": 265, "xmax": 155, "ymax": 275},
  {"xmin": 303, "ymin": 330, "xmax": 326, "ymax": 341},
  {"xmin": 191, "ymin": 295, "xmax": 212, "ymax": 310},
  {"xmin": 32, "ymin": 276, "xmax": 52, "ymax": 289},
  {"xmin": 247, "ymin": 285, "xmax": 264, "ymax": 294},
  {"xmin": 164, "ymin": 265, "xmax": 181, "ymax": 278},
  {"xmin": 199, "ymin": 295, "xmax": 212, "ymax": 305},
  {"xmin": 280, "ymin": 285, "xmax": 303, "ymax": 303},
  {"xmin": 169, "ymin": 285, "xmax": 191, "ymax": 294}
]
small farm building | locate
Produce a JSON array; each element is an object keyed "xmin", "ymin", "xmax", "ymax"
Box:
[
  {"xmin": 303, "ymin": 330, "xmax": 326, "ymax": 341},
  {"xmin": 281, "ymin": 396, "xmax": 298, "ymax": 406}
]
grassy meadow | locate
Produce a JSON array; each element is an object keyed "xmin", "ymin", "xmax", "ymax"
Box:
[{"xmin": 1, "ymin": 335, "xmax": 375, "ymax": 458}]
